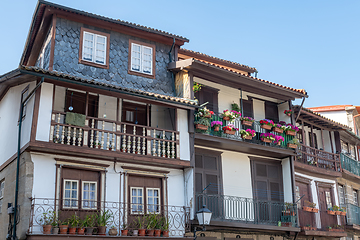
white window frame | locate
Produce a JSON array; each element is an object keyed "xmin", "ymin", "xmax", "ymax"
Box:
[
  {"xmin": 82, "ymin": 31, "xmax": 107, "ymax": 65},
  {"xmin": 0, "ymin": 179, "xmax": 4, "ymax": 214},
  {"xmin": 130, "ymin": 187, "xmax": 144, "ymax": 214},
  {"xmin": 325, "ymin": 191, "xmax": 332, "ymax": 209},
  {"xmin": 353, "ymin": 189, "xmax": 358, "ymax": 206},
  {"xmin": 130, "ymin": 43, "xmax": 153, "ymax": 75},
  {"xmin": 63, "ymin": 179, "xmax": 79, "ymax": 209},
  {"xmin": 82, "ymin": 181, "xmax": 97, "ymax": 210},
  {"xmin": 146, "ymin": 187, "xmax": 161, "ymax": 214},
  {"xmin": 339, "ymin": 185, "xmax": 345, "ymax": 205}
]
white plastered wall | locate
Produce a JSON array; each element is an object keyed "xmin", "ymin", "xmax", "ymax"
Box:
[
  {"xmin": 317, "ymin": 111, "xmax": 348, "ymax": 127},
  {"xmin": 177, "ymin": 109, "xmax": 190, "ymax": 161},
  {"xmin": 0, "ymin": 81, "xmax": 36, "ymax": 165},
  {"xmin": 278, "ymin": 102, "xmax": 292, "ymax": 123},
  {"xmin": 36, "ymin": 82, "xmax": 54, "ymax": 141},
  {"xmin": 253, "ymin": 99, "xmax": 265, "ymax": 120},
  {"xmin": 295, "ymin": 124, "xmax": 335, "ymax": 153},
  {"xmin": 282, "ymin": 158, "xmax": 293, "ymax": 203}
]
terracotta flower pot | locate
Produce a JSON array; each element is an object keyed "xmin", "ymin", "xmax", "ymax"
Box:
[
  {"xmin": 261, "ymin": 138, "xmax": 272, "ymax": 143},
  {"xmin": 59, "ymin": 225, "xmax": 68, "ymax": 234},
  {"xmin": 52, "ymin": 227, "xmax": 59, "ymax": 234},
  {"xmin": 241, "ymin": 120, "xmax": 253, "ymax": 126},
  {"xmin": 241, "ymin": 135, "xmax": 252, "ymax": 140},
  {"xmin": 286, "ymin": 113, "xmax": 291, "ymax": 117},
  {"xmin": 302, "ymin": 206, "xmax": 312, "ymax": 212},
  {"xmin": 147, "ymin": 229, "xmax": 155, "ymax": 236},
  {"xmin": 109, "ymin": 228, "xmax": 118, "ymax": 236},
  {"xmin": 85, "ymin": 227, "xmax": 94, "ymax": 235},
  {"xmin": 223, "ymin": 116, "xmax": 230, "ymax": 121},
  {"xmin": 68, "ymin": 227, "xmax": 77, "ymax": 235},
  {"xmin": 196, "ymin": 124, "xmax": 208, "ymax": 131},
  {"xmin": 138, "ymin": 229, "xmax": 146, "ymax": 236},
  {"xmin": 287, "ymin": 143, "xmax": 297, "ymax": 149},
  {"xmin": 77, "ymin": 227, "xmax": 85, "ymax": 235},
  {"xmin": 273, "ymin": 127, "xmax": 283, "ymax": 134},
  {"xmin": 154, "ymin": 229, "xmax": 161, "ymax": 237},
  {"xmin": 162, "ymin": 230, "xmax": 169, "ymax": 237},
  {"xmin": 260, "ymin": 124, "xmax": 272, "ymax": 130},
  {"xmin": 204, "ymin": 114, "xmax": 211, "ymax": 118},
  {"xmin": 98, "ymin": 226, "xmax": 106, "ymax": 236},
  {"xmin": 43, "ymin": 225, "xmax": 52, "ymax": 234},
  {"xmin": 327, "ymin": 210, "xmax": 336, "ymax": 215},
  {"xmin": 224, "ymin": 129, "xmax": 236, "ymax": 135},
  {"xmin": 335, "ymin": 211, "xmax": 342, "ymax": 215},
  {"xmin": 286, "ymin": 130, "xmax": 296, "ymax": 136},
  {"xmin": 121, "ymin": 229, "xmax": 128, "ymax": 236},
  {"xmin": 340, "ymin": 211, "xmax": 346, "ymax": 216},
  {"xmin": 311, "ymin": 208, "xmax": 319, "ymax": 213},
  {"xmin": 214, "ymin": 126, "xmax": 220, "ymax": 132}
]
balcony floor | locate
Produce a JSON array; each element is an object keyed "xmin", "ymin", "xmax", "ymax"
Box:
[
  {"xmin": 27, "ymin": 235, "xmax": 192, "ymax": 240},
  {"xmin": 299, "ymin": 230, "xmax": 347, "ymax": 237},
  {"xmin": 294, "ymin": 161, "xmax": 342, "ymax": 178}
]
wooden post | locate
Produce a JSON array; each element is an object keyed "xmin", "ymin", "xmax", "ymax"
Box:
[
  {"xmin": 301, "ymin": 120, "xmax": 305, "ymax": 144},
  {"xmin": 329, "ymin": 131, "xmax": 334, "ymax": 153},
  {"xmin": 321, "ymin": 129, "xmax": 325, "ymax": 150},
  {"xmin": 311, "ymin": 124, "xmax": 315, "ymax": 148}
]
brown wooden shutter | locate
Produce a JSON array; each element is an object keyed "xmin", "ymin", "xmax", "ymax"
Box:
[
  {"xmin": 265, "ymin": 101, "xmax": 279, "ymax": 122},
  {"xmin": 242, "ymin": 99, "xmax": 253, "ymax": 118}
]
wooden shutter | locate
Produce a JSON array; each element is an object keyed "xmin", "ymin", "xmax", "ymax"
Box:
[
  {"xmin": 265, "ymin": 101, "xmax": 279, "ymax": 122},
  {"xmin": 195, "ymin": 150, "xmax": 222, "ymax": 194},
  {"xmin": 242, "ymin": 99, "xmax": 253, "ymax": 118},
  {"xmin": 194, "ymin": 86, "xmax": 219, "ymax": 112}
]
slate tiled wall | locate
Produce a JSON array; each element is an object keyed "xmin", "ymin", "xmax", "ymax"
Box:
[{"xmin": 53, "ymin": 18, "xmax": 174, "ymax": 96}]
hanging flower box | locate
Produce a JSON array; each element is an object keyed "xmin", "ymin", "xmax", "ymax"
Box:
[
  {"xmin": 240, "ymin": 129, "xmax": 256, "ymax": 140},
  {"xmin": 214, "ymin": 126, "xmax": 220, "ymax": 132},
  {"xmin": 327, "ymin": 210, "xmax": 336, "ymax": 215},
  {"xmin": 223, "ymin": 124, "xmax": 238, "ymax": 135},
  {"xmin": 211, "ymin": 121, "xmax": 223, "ymax": 132},
  {"xmin": 224, "ymin": 130, "xmax": 236, "ymax": 135},
  {"xmin": 260, "ymin": 119, "xmax": 275, "ymax": 130},
  {"xmin": 335, "ymin": 211, "xmax": 342, "ymax": 215},
  {"xmin": 196, "ymin": 124, "xmax": 208, "ymax": 131},
  {"xmin": 286, "ymin": 130, "xmax": 296, "ymax": 136},
  {"xmin": 274, "ymin": 127, "xmax": 283, "ymax": 134},
  {"xmin": 242, "ymin": 135, "xmax": 253, "ymax": 140},
  {"xmin": 223, "ymin": 116, "xmax": 230, "ymax": 121},
  {"xmin": 241, "ymin": 120, "xmax": 253, "ymax": 126},
  {"xmin": 339, "ymin": 211, "xmax": 346, "ymax": 216},
  {"xmin": 261, "ymin": 125, "xmax": 272, "ymax": 130},
  {"xmin": 302, "ymin": 206, "xmax": 312, "ymax": 212},
  {"xmin": 221, "ymin": 110, "xmax": 241, "ymax": 122},
  {"xmin": 284, "ymin": 109, "xmax": 293, "ymax": 117},
  {"xmin": 204, "ymin": 114, "xmax": 212, "ymax": 118},
  {"xmin": 262, "ymin": 138, "xmax": 272, "ymax": 143},
  {"xmin": 287, "ymin": 143, "xmax": 297, "ymax": 149},
  {"xmin": 311, "ymin": 208, "xmax": 319, "ymax": 213}
]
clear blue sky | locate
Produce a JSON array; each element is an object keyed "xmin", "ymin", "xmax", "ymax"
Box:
[{"xmin": 1, "ymin": 0, "xmax": 359, "ymax": 107}]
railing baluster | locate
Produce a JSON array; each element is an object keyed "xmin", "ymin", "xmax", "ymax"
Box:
[
  {"xmin": 167, "ymin": 141, "xmax": 170, "ymax": 158},
  {"xmin": 122, "ymin": 124, "xmax": 126, "ymax": 152},
  {"xmin": 55, "ymin": 113, "xmax": 61, "ymax": 142},
  {"xmin": 90, "ymin": 119, "xmax": 94, "ymax": 148},
  {"xmin": 101, "ymin": 121, "xmax": 105, "ymax": 149},
  {"xmin": 67, "ymin": 126, "xmax": 71, "ymax": 145},
  {"xmin": 61, "ymin": 125, "xmax": 65, "ymax": 144},
  {"xmin": 171, "ymin": 132, "xmax": 175, "ymax": 159},
  {"xmin": 78, "ymin": 129, "xmax": 82, "ymax": 147},
  {"xmin": 162, "ymin": 130, "xmax": 166, "ymax": 158},
  {"xmin": 106, "ymin": 131, "xmax": 110, "ymax": 150},
  {"xmin": 137, "ymin": 136, "xmax": 141, "ymax": 154},
  {"xmin": 72, "ymin": 127, "xmax": 77, "ymax": 146},
  {"xmin": 142, "ymin": 128, "xmax": 146, "ymax": 155},
  {"xmin": 157, "ymin": 130, "xmax": 161, "ymax": 157},
  {"xmin": 127, "ymin": 134, "xmax": 131, "ymax": 153},
  {"xmin": 133, "ymin": 126, "xmax": 136, "ymax": 154},
  {"xmin": 112, "ymin": 123, "xmax": 116, "ymax": 151},
  {"xmin": 152, "ymin": 129, "xmax": 156, "ymax": 156}
]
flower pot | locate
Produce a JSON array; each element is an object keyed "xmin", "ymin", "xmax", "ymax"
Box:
[
  {"xmin": 68, "ymin": 227, "xmax": 77, "ymax": 235},
  {"xmin": 138, "ymin": 229, "xmax": 146, "ymax": 236},
  {"xmin": 241, "ymin": 120, "xmax": 253, "ymax": 126},
  {"xmin": 204, "ymin": 114, "xmax": 211, "ymax": 118},
  {"xmin": 281, "ymin": 222, "xmax": 291, "ymax": 227},
  {"xmin": 261, "ymin": 138, "xmax": 272, "ymax": 143},
  {"xmin": 327, "ymin": 210, "xmax": 336, "ymax": 215},
  {"xmin": 59, "ymin": 225, "xmax": 68, "ymax": 234},
  {"xmin": 147, "ymin": 229, "xmax": 155, "ymax": 236},
  {"xmin": 242, "ymin": 135, "xmax": 252, "ymax": 140},
  {"xmin": 196, "ymin": 124, "xmax": 208, "ymax": 131},
  {"xmin": 214, "ymin": 126, "xmax": 220, "ymax": 132},
  {"xmin": 273, "ymin": 127, "xmax": 283, "ymax": 134},
  {"xmin": 335, "ymin": 211, "xmax": 342, "ymax": 215},
  {"xmin": 223, "ymin": 116, "xmax": 230, "ymax": 121},
  {"xmin": 77, "ymin": 227, "xmax": 85, "ymax": 235},
  {"xmin": 85, "ymin": 227, "xmax": 94, "ymax": 235},
  {"xmin": 224, "ymin": 129, "xmax": 236, "ymax": 135},
  {"xmin": 120, "ymin": 229, "xmax": 128, "ymax": 236},
  {"xmin": 154, "ymin": 229, "xmax": 161, "ymax": 237},
  {"xmin": 109, "ymin": 228, "xmax": 118, "ymax": 236},
  {"xmin": 261, "ymin": 124, "xmax": 272, "ymax": 130},
  {"xmin": 286, "ymin": 130, "xmax": 296, "ymax": 136},
  {"xmin": 277, "ymin": 141, "xmax": 282, "ymax": 145},
  {"xmin": 133, "ymin": 230, "xmax": 138, "ymax": 236},
  {"xmin": 52, "ymin": 227, "xmax": 59, "ymax": 234},
  {"xmin": 302, "ymin": 206, "xmax": 312, "ymax": 212},
  {"xmin": 286, "ymin": 113, "xmax": 291, "ymax": 117},
  {"xmin": 311, "ymin": 208, "xmax": 319, "ymax": 213},
  {"xmin": 287, "ymin": 143, "xmax": 297, "ymax": 149},
  {"xmin": 301, "ymin": 226, "xmax": 310, "ymax": 231},
  {"xmin": 162, "ymin": 230, "xmax": 169, "ymax": 237},
  {"xmin": 43, "ymin": 225, "xmax": 52, "ymax": 234},
  {"xmin": 340, "ymin": 211, "xmax": 346, "ymax": 216},
  {"xmin": 98, "ymin": 226, "xmax": 106, "ymax": 235}
]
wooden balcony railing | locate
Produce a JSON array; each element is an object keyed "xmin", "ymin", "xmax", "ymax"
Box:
[
  {"xmin": 296, "ymin": 144, "xmax": 341, "ymax": 171},
  {"xmin": 341, "ymin": 153, "xmax": 360, "ymax": 177},
  {"xmin": 49, "ymin": 111, "xmax": 179, "ymax": 159}
]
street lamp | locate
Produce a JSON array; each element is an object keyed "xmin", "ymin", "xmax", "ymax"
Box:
[{"xmin": 194, "ymin": 205, "xmax": 212, "ymax": 240}]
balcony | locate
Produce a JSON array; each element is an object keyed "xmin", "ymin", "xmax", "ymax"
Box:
[
  {"xmin": 341, "ymin": 153, "xmax": 360, "ymax": 177},
  {"xmin": 295, "ymin": 144, "xmax": 341, "ymax": 175},
  {"xmin": 342, "ymin": 203, "xmax": 360, "ymax": 226},
  {"xmin": 195, "ymin": 193, "xmax": 299, "ymax": 231},
  {"xmin": 28, "ymin": 198, "xmax": 190, "ymax": 237},
  {"xmin": 194, "ymin": 114, "xmax": 296, "ymax": 158},
  {"xmin": 49, "ymin": 111, "xmax": 179, "ymax": 160}
]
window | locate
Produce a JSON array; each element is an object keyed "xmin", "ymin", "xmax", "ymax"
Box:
[
  {"xmin": 339, "ymin": 185, "xmax": 345, "ymax": 205},
  {"xmin": 63, "ymin": 180, "xmax": 78, "ymax": 208},
  {"xmin": 295, "ymin": 185, "xmax": 301, "ymax": 208},
  {"xmin": 131, "ymin": 187, "xmax": 144, "ymax": 214},
  {"xmin": 353, "ymin": 189, "xmax": 358, "ymax": 206},
  {"xmin": 308, "ymin": 132, "xmax": 318, "ymax": 149},
  {"xmin": 79, "ymin": 28, "xmax": 110, "ymax": 68},
  {"xmin": 147, "ymin": 188, "xmax": 160, "ymax": 213},
  {"xmin": 194, "ymin": 85, "xmax": 219, "ymax": 112},
  {"xmin": 265, "ymin": 101, "xmax": 279, "ymax": 123},
  {"xmin": 0, "ymin": 180, "xmax": 4, "ymax": 213},
  {"xmin": 129, "ymin": 40, "xmax": 155, "ymax": 78},
  {"xmin": 82, "ymin": 181, "xmax": 97, "ymax": 209},
  {"xmin": 325, "ymin": 191, "xmax": 332, "ymax": 209},
  {"xmin": 242, "ymin": 99, "xmax": 253, "ymax": 118},
  {"xmin": 19, "ymin": 85, "xmax": 29, "ymax": 121}
]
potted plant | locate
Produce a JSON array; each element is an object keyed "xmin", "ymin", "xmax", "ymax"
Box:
[
  {"xmin": 274, "ymin": 135, "xmax": 284, "ymax": 145},
  {"xmin": 260, "ymin": 133, "xmax": 275, "ymax": 143},
  {"xmin": 339, "ymin": 207, "xmax": 347, "ymax": 216},
  {"xmin": 136, "ymin": 216, "xmax": 146, "ymax": 237},
  {"xmin": 68, "ymin": 214, "xmax": 80, "ymax": 234},
  {"xmin": 195, "ymin": 107, "xmax": 213, "ymax": 119},
  {"xmin": 51, "ymin": 214, "xmax": 59, "ymax": 234},
  {"xmin": 332, "ymin": 205, "xmax": 342, "ymax": 215},
  {"xmin": 259, "ymin": 119, "xmax": 275, "ymax": 130},
  {"xmin": 97, "ymin": 209, "xmax": 113, "ymax": 235},
  {"xmin": 222, "ymin": 124, "xmax": 238, "ymax": 135},
  {"xmin": 121, "ymin": 223, "xmax": 128, "ymax": 236},
  {"xmin": 146, "ymin": 213, "xmax": 157, "ymax": 236},
  {"xmin": 77, "ymin": 218, "xmax": 86, "ymax": 235},
  {"xmin": 273, "ymin": 123, "xmax": 287, "ymax": 134},
  {"xmin": 154, "ymin": 216, "xmax": 162, "ymax": 237},
  {"xmin": 221, "ymin": 109, "xmax": 241, "ymax": 121},
  {"xmin": 287, "ymin": 138, "xmax": 300, "ymax": 149},
  {"xmin": 240, "ymin": 129, "xmax": 256, "ymax": 140},
  {"xmin": 284, "ymin": 109, "xmax": 293, "ymax": 117},
  {"xmin": 59, "ymin": 219, "xmax": 69, "ymax": 235},
  {"xmin": 84, "ymin": 214, "xmax": 96, "ymax": 235},
  {"xmin": 193, "ymin": 82, "xmax": 202, "ymax": 94},
  {"xmin": 326, "ymin": 226, "xmax": 332, "ymax": 231},
  {"xmin": 327, "ymin": 207, "xmax": 336, "ymax": 215},
  {"xmin": 240, "ymin": 116, "xmax": 255, "ymax": 126},
  {"xmin": 109, "ymin": 225, "xmax": 118, "ymax": 236},
  {"xmin": 39, "ymin": 212, "xmax": 53, "ymax": 234},
  {"xmin": 231, "ymin": 102, "xmax": 240, "ymax": 112},
  {"xmin": 195, "ymin": 117, "xmax": 210, "ymax": 131},
  {"xmin": 301, "ymin": 224, "xmax": 315, "ymax": 231},
  {"xmin": 285, "ymin": 124, "xmax": 299, "ymax": 136},
  {"xmin": 161, "ymin": 216, "xmax": 170, "ymax": 237},
  {"xmin": 303, "ymin": 200, "xmax": 318, "ymax": 213},
  {"xmin": 211, "ymin": 121, "xmax": 223, "ymax": 132}
]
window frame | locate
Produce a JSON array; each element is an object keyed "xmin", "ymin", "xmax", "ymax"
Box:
[
  {"xmin": 82, "ymin": 181, "xmax": 98, "ymax": 210},
  {"xmin": 79, "ymin": 27, "xmax": 110, "ymax": 69},
  {"xmin": 0, "ymin": 179, "xmax": 4, "ymax": 214},
  {"xmin": 19, "ymin": 85, "xmax": 29, "ymax": 122},
  {"xmin": 128, "ymin": 39, "xmax": 156, "ymax": 79},
  {"xmin": 146, "ymin": 187, "xmax": 161, "ymax": 214},
  {"xmin": 63, "ymin": 179, "xmax": 79, "ymax": 209},
  {"xmin": 353, "ymin": 189, "xmax": 358, "ymax": 206},
  {"xmin": 130, "ymin": 187, "xmax": 144, "ymax": 214}
]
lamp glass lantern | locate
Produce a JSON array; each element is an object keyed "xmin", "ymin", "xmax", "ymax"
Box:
[{"xmin": 196, "ymin": 205, "xmax": 212, "ymax": 226}]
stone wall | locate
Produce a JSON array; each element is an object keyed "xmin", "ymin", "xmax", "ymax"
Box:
[
  {"xmin": 53, "ymin": 17, "xmax": 174, "ymax": 96},
  {"xmin": 0, "ymin": 152, "xmax": 34, "ymax": 240}
]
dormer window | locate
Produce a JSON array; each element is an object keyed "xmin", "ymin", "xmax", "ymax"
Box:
[
  {"xmin": 129, "ymin": 40, "xmax": 155, "ymax": 79},
  {"xmin": 79, "ymin": 28, "xmax": 110, "ymax": 69}
]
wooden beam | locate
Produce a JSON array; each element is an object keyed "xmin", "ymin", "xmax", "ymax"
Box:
[
  {"xmin": 301, "ymin": 120, "xmax": 305, "ymax": 144},
  {"xmin": 311, "ymin": 124, "xmax": 314, "ymax": 148},
  {"xmin": 321, "ymin": 129, "xmax": 325, "ymax": 150},
  {"xmin": 329, "ymin": 131, "xmax": 334, "ymax": 153}
]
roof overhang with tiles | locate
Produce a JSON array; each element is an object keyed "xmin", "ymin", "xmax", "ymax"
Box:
[
  {"xmin": 0, "ymin": 66, "xmax": 197, "ymax": 109},
  {"xmin": 20, "ymin": 0, "xmax": 189, "ymax": 67},
  {"xmin": 168, "ymin": 58, "xmax": 307, "ymax": 101}
]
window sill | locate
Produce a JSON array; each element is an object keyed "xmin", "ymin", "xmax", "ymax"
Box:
[
  {"xmin": 128, "ymin": 69, "xmax": 155, "ymax": 79},
  {"xmin": 79, "ymin": 59, "xmax": 109, "ymax": 69}
]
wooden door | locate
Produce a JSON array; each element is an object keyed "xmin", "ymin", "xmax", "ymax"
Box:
[
  {"xmin": 296, "ymin": 182, "xmax": 315, "ymax": 228},
  {"xmin": 318, "ymin": 185, "xmax": 337, "ymax": 229}
]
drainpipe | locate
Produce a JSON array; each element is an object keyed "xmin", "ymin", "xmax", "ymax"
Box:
[
  {"xmin": 12, "ymin": 77, "xmax": 44, "ymax": 240},
  {"xmin": 168, "ymin": 38, "xmax": 176, "ymax": 96}
]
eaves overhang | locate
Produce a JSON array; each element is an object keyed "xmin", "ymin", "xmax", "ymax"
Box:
[{"xmin": 168, "ymin": 59, "xmax": 308, "ymax": 101}]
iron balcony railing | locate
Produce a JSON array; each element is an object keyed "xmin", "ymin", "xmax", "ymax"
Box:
[
  {"xmin": 296, "ymin": 144, "xmax": 341, "ymax": 172},
  {"xmin": 341, "ymin": 153, "xmax": 360, "ymax": 177},
  {"xmin": 195, "ymin": 113, "xmax": 294, "ymax": 150},
  {"xmin": 342, "ymin": 203, "xmax": 360, "ymax": 225},
  {"xmin": 29, "ymin": 198, "xmax": 190, "ymax": 236},
  {"xmin": 195, "ymin": 193, "xmax": 298, "ymax": 227}
]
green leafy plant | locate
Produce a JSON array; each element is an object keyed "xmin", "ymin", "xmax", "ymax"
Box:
[
  {"xmin": 83, "ymin": 214, "xmax": 96, "ymax": 228},
  {"xmin": 304, "ymin": 200, "xmax": 316, "ymax": 208},
  {"xmin": 135, "ymin": 216, "xmax": 145, "ymax": 229},
  {"xmin": 39, "ymin": 212, "xmax": 53, "ymax": 226},
  {"xmin": 68, "ymin": 214, "xmax": 80, "ymax": 227},
  {"xmin": 288, "ymin": 138, "xmax": 300, "ymax": 146},
  {"xmin": 97, "ymin": 210, "xmax": 113, "ymax": 227},
  {"xmin": 193, "ymin": 82, "xmax": 202, "ymax": 94},
  {"xmin": 146, "ymin": 213, "xmax": 158, "ymax": 230},
  {"xmin": 231, "ymin": 103, "xmax": 240, "ymax": 112},
  {"xmin": 160, "ymin": 216, "xmax": 170, "ymax": 231},
  {"xmin": 195, "ymin": 117, "xmax": 210, "ymax": 127},
  {"xmin": 332, "ymin": 205, "xmax": 339, "ymax": 211}
]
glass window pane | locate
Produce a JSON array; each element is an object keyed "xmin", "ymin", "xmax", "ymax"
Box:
[
  {"xmin": 138, "ymin": 189, "xmax": 142, "ymax": 196},
  {"xmin": 65, "ymin": 190, "xmax": 70, "ymax": 198},
  {"xmin": 90, "ymin": 183, "xmax": 96, "ymax": 191},
  {"xmin": 72, "ymin": 182, "xmax": 77, "ymax": 190},
  {"xmin": 148, "ymin": 189, "xmax": 153, "ymax": 197},
  {"xmin": 132, "ymin": 188, "xmax": 137, "ymax": 196},
  {"xmin": 65, "ymin": 181, "xmax": 71, "ymax": 189},
  {"xmin": 84, "ymin": 183, "xmax": 89, "ymax": 190},
  {"xmin": 154, "ymin": 190, "xmax": 159, "ymax": 196}
]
